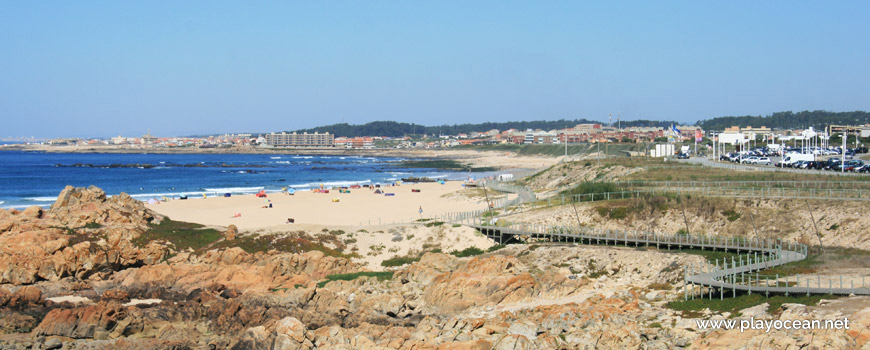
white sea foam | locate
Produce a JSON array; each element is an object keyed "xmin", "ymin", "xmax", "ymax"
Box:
[
  {"xmin": 2, "ymin": 204, "xmax": 50, "ymax": 210},
  {"xmin": 288, "ymin": 179, "xmax": 372, "ymax": 188},
  {"xmin": 275, "ymin": 161, "xmax": 291, "ymax": 164},
  {"xmin": 25, "ymin": 197, "xmax": 57, "ymax": 202},
  {"xmin": 203, "ymin": 186, "xmax": 265, "ymax": 193},
  {"xmin": 292, "ymin": 156, "xmax": 313, "ymax": 159},
  {"xmin": 127, "ymin": 191, "xmax": 208, "ymax": 199},
  {"xmin": 270, "ymin": 156, "xmax": 282, "ymax": 159}
]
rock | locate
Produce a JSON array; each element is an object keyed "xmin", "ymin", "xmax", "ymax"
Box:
[
  {"xmin": 101, "ymin": 289, "xmax": 130, "ymax": 302},
  {"xmin": 507, "ymin": 320, "xmax": 539, "ymax": 339},
  {"xmin": 232, "ymin": 326, "xmax": 270, "ymax": 350},
  {"xmin": 737, "ymin": 303, "xmax": 770, "ymax": 320},
  {"xmin": 226, "ymin": 224, "xmax": 238, "ymax": 241},
  {"xmin": 273, "ymin": 317, "xmax": 312, "ymax": 350},
  {"xmin": 0, "ymin": 287, "xmax": 10, "ymax": 306},
  {"xmin": 437, "ymin": 339, "xmax": 492, "ymax": 350},
  {"xmin": 645, "ymin": 291, "xmax": 661, "ymax": 301},
  {"xmin": 34, "ymin": 302, "xmax": 124, "ymax": 338},
  {"xmin": 43, "ymin": 337, "xmax": 63, "ymax": 350},
  {"xmin": 494, "ymin": 334, "xmax": 532, "ymax": 350},
  {"xmin": 9, "ymin": 286, "xmax": 42, "ymax": 306},
  {"xmin": 21, "ymin": 206, "xmax": 43, "ymax": 219}
]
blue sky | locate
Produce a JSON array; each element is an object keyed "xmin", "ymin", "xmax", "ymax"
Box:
[{"xmin": 2, "ymin": 1, "xmax": 868, "ymax": 138}]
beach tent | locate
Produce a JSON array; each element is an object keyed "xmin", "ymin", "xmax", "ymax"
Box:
[
  {"xmin": 288, "ymin": 188, "xmax": 296, "ymax": 194},
  {"xmin": 147, "ymin": 198, "xmax": 159, "ymax": 205}
]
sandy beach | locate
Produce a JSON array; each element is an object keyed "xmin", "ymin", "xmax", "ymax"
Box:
[{"xmin": 146, "ymin": 181, "xmax": 499, "ymax": 230}]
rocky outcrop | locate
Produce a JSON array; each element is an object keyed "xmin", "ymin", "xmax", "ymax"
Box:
[
  {"xmin": 226, "ymin": 224, "xmax": 238, "ymax": 241},
  {"xmin": 0, "ymin": 186, "xmax": 168, "ymax": 285},
  {"xmin": 34, "ymin": 302, "xmax": 124, "ymax": 338}
]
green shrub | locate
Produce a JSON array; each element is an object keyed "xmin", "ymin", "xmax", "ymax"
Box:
[
  {"xmin": 487, "ymin": 244, "xmax": 506, "ymax": 252},
  {"xmin": 450, "ymin": 247, "xmax": 485, "ymax": 257},
  {"xmin": 133, "ymin": 219, "xmax": 221, "ymax": 251},
  {"xmin": 381, "ymin": 255, "xmax": 421, "ymax": 267},
  {"xmin": 317, "ymin": 272, "xmax": 394, "ymax": 288},
  {"xmin": 722, "ymin": 209, "xmax": 741, "ymax": 222},
  {"xmin": 609, "ymin": 207, "xmax": 628, "ymax": 219}
]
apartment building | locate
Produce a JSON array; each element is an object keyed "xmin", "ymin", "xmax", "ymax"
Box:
[{"xmin": 263, "ymin": 132, "xmax": 334, "ymax": 147}]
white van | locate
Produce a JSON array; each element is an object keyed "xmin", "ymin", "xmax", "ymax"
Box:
[{"xmin": 782, "ymin": 153, "xmax": 814, "ymax": 166}]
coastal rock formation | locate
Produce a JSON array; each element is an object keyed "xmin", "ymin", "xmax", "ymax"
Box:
[
  {"xmin": 0, "ymin": 185, "xmax": 868, "ymax": 349},
  {"xmin": 226, "ymin": 224, "xmax": 238, "ymax": 241},
  {"xmin": 0, "ymin": 186, "xmax": 167, "ymax": 285}
]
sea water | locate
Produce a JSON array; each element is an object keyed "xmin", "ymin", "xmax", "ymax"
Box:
[{"xmin": 0, "ymin": 151, "xmax": 487, "ymax": 209}]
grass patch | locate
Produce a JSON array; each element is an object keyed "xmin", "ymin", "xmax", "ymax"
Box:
[
  {"xmin": 648, "ymin": 282, "xmax": 673, "ymax": 290},
  {"xmin": 424, "ymin": 221, "xmax": 444, "ymax": 227},
  {"xmin": 450, "ymin": 247, "xmax": 485, "ymax": 257},
  {"xmin": 452, "ymin": 224, "xmax": 462, "ymax": 228},
  {"xmin": 671, "ymin": 248, "xmax": 741, "ymax": 263},
  {"xmin": 482, "ymin": 211, "xmax": 500, "ymax": 217},
  {"xmin": 317, "ymin": 271, "xmax": 394, "ymax": 288},
  {"xmin": 759, "ymin": 247, "xmax": 870, "ymax": 277},
  {"xmin": 381, "ymin": 255, "xmax": 421, "ymax": 267},
  {"xmin": 82, "ymin": 222, "xmax": 103, "ymax": 229},
  {"xmin": 668, "ymin": 294, "xmax": 837, "ymax": 315},
  {"xmin": 487, "ymin": 244, "xmax": 506, "ymax": 252},
  {"xmin": 207, "ymin": 230, "xmax": 357, "ymax": 259},
  {"xmin": 399, "ymin": 159, "xmax": 497, "ymax": 172},
  {"xmin": 560, "ymin": 181, "xmax": 622, "ymax": 200},
  {"xmin": 133, "ymin": 218, "xmax": 222, "ymax": 251},
  {"xmin": 722, "ymin": 209, "xmax": 741, "ymax": 222}
]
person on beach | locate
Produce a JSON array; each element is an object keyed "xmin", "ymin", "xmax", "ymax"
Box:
[{"xmin": 418, "ymin": 206, "xmax": 423, "ymax": 216}]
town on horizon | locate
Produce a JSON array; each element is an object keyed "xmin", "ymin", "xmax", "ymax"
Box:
[{"xmin": 9, "ymin": 121, "xmax": 870, "ymax": 152}]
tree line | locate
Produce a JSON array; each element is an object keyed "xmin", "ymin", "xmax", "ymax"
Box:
[
  {"xmin": 290, "ymin": 119, "xmax": 678, "ymax": 138},
  {"xmin": 697, "ymin": 111, "xmax": 870, "ymax": 131},
  {"xmin": 285, "ymin": 110, "xmax": 869, "ymax": 138}
]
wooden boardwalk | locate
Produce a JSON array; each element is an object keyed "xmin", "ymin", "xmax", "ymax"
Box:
[
  {"xmin": 466, "ymin": 223, "xmax": 869, "ymax": 297},
  {"xmin": 445, "ymin": 179, "xmax": 870, "ymax": 298}
]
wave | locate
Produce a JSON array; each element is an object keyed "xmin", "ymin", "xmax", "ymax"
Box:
[
  {"xmin": 0, "ymin": 201, "xmax": 4, "ymax": 205},
  {"xmin": 24, "ymin": 196, "xmax": 57, "ymax": 202},
  {"xmin": 291, "ymin": 156, "xmax": 313, "ymax": 159},
  {"xmin": 202, "ymin": 186, "xmax": 265, "ymax": 193},
  {"xmin": 287, "ymin": 179, "xmax": 372, "ymax": 188},
  {"xmin": 127, "ymin": 191, "xmax": 209, "ymax": 199},
  {"xmin": 270, "ymin": 156, "xmax": 282, "ymax": 159},
  {"xmin": 275, "ymin": 161, "xmax": 291, "ymax": 164},
  {"xmin": 2, "ymin": 204, "xmax": 50, "ymax": 210}
]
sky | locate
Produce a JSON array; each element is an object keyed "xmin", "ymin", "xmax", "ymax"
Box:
[{"xmin": 1, "ymin": 1, "xmax": 869, "ymax": 138}]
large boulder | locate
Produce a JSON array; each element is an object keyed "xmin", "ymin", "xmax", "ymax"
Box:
[{"xmin": 34, "ymin": 302, "xmax": 124, "ymax": 338}]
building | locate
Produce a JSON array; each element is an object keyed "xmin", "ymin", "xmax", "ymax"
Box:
[
  {"xmin": 263, "ymin": 132, "xmax": 334, "ymax": 147},
  {"xmin": 141, "ymin": 132, "xmax": 157, "ymax": 144},
  {"xmin": 828, "ymin": 124, "xmax": 870, "ymax": 135}
]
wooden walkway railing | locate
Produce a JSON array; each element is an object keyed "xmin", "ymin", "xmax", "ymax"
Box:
[{"xmin": 444, "ymin": 180, "xmax": 870, "ymax": 299}]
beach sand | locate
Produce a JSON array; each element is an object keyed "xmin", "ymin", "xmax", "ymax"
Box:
[
  {"xmin": 146, "ymin": 181, "xmax": 495, "ymax": 231},
  {"xmin": 147, "ymin": 181, "xmax": 501, "ymax": 268}
]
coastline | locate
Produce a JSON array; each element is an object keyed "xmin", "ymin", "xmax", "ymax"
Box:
[{"xmin": 0, "ymin": 144, "xmax": 562, "ymax": 170}]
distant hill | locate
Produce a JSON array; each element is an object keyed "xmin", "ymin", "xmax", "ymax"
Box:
[
  {"xmin": 291, "ymin": 119, "xmax": 678, "ymax": 138},
  {"xmin": 284, "ymin": 110, "xmax": 870, "ymax": 138},
  {"xmin": 697, "ymin": 111, "xmax": 870, "ymax": 131}
]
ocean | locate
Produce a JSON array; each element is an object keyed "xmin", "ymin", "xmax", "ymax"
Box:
[{"xmin": 0, "ymin": 151, "xmax": 490, "ymax": 209}]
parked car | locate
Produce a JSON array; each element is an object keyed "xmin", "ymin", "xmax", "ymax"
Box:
[
  {"xmin": 754, "ymin": 157, "xmax": 771, "ymax": 165},
  {"xmin": 676, "ymin": 153, "xmax": 690, "ymax": 159}
]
